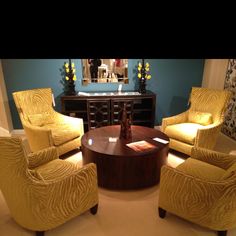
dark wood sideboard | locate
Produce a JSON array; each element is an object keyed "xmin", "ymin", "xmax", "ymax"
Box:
[{"xmin": 61, "ymin": 91, "xmax": 156, "ymax": 132}]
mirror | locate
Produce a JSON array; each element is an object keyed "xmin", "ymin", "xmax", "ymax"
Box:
[{"xmin": 82, "ymin": 59, "xmax": 128, "ymax": 85}]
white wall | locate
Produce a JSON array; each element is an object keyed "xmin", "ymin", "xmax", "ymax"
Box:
[
  {"xmin": 202, "ymin": 59, "xmax": 229, "ymax": 89},
  {"xmin": 0, "ymin": 60, "xmax": 13, "ymax": 134}
]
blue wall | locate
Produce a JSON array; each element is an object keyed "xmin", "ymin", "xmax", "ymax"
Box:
[{"xmin": 1, "ymin": 59, "xmax": 204, "ymax": 129}]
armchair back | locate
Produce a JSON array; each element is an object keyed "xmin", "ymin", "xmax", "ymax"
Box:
[
  {"xmin": 13, "ymin": 88, "xmax": 54, "ymax": 125},
  {"xmin": 189, "ymin": 87, "xmax": 232, "ymax": 123}
]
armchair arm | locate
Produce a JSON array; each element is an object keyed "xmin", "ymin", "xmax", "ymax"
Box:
[
  {"xmin": 191, "ymin": 147, "xmax": 236, "ymax": 170},
  {"xmin": 44, "ymin": 162, "xmax": 97, "ymax": 184},
  {"xmin": 23, "ymin": 122, "xmax": 54, "ymax": 152},
  {"xmin": 195, "ymin": 122, "xmax": 222, "ymax": 149},
  {"xmin": 28, "ymin": 163, "xmax": 98, "ymax": 230},
  {"xmin": 27, "ymin": 146, "xmax": 59, "ymax": 169},
  {"xmin": 54, "ymin": 111, "xmax": 84, "ymax": 137},
  {"xmin": 161, "ymin": 111, "xmax": 189, "ymax": 132}
]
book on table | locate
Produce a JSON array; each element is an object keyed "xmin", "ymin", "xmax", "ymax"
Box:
[{"xmin": 126, "ymin": 140, "xmax": 156, "ymax": 152}]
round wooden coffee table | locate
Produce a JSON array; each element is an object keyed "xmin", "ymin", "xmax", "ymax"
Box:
[{"xmin": 81, "ymin": 125, "xmax": 169, "ymax": 190}]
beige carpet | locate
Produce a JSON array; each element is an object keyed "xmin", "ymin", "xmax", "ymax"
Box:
[{"xmin": 0, "ymin": 133, "xmax": 236, "ymax": 236}]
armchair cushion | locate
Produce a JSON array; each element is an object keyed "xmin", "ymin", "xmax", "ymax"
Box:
[
  {"xmin": 27, "ymin": 146, "xmax": 58, "ymax": 169},
  {"xmin": 28, "ymin": 112, "xmax": 54, "ymax": 126},
  {"xmin": 34, "ymin": 159, "xmax": 80, "ymax": 181},
  {"xmin": 165, "ymin": 123, "xmax": 204, "ymax": 145},
  {"xmin": 176, "ymin": 158, "xmax": 226, "ymax": 181},
  {"xmin": 43, "ymin": 123, "xmax": 81, "ymax": 146},
  {"xmin": 188, "ymin": 111, "xmax": 213, "ymax": 126}
]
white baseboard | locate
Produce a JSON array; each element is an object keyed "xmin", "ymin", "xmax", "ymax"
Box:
[
  {"xmin": 154, "ymin": 125, "xmax": 161, "ymax": 131},
  {"xmin": 11, "ymin": 129, "xmax": 25, "ymax": 135},
  {"xmin": 0, "ymin": 127, "xmax": 11, "ymax": 136},
  {"xmin": 220, "ymin": 132, "xmax": 236, "ymax": 144}
]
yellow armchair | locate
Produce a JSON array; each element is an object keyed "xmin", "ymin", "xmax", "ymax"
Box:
[
  {"xmin": 13, "ymin": 88, "xmax": 84, "ymax": 156},
  {"xmin": 162, "ymin": 87, "xmax": 232, "ymax": 155},
  {"xmin": 0, "ymin": 137, "xmax": 98, "ymax": 236},
  {"xmin": 158, "ymin": 147, "xmax": 236, "ymax": 236}
]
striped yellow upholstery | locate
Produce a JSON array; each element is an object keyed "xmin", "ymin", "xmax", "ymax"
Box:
[
  {"xmin": 188, "ymin": 111, "xmax": 213, "ymax": 126},
  {"xmin": 162, "ymin": 87, "xmax": 232, "ymax": 155},
  {"xmin": 158, "ymin": 147, "xmax": 236, "ymax": 232},
  {"xmin": 0, "ymin": 137, "xmax": 98, "ymax": 232},
  {"xmin": 176, "ymin": 158, "xmax": 226, "ymax": 181},
  {"xmin": 165, "ymin": 123, "xmax": 203, "ymax": 145},
  {"xmin": 13, "ymin": 88, "xmax": 84, "ymax": 156}
]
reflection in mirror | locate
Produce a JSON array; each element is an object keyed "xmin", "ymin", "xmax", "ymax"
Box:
[{"xmin": 82, "ymin": 59, "xmax": 128, "ymax": 85}]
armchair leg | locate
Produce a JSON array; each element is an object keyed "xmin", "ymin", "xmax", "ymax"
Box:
[
  {"xmin": 90, "ymin": 204, "xmax": 98, "ymax": 215},
  {"xmin": 218, "ymin": 231, "xmax": 227, "ymax": 236},
  {"xmin": 36, "ymin": 231, "xmax": 44, "ymax": 236},
  {"xmin": 158, "ymin": 207, "xmax": 166, "ymax": 218}
]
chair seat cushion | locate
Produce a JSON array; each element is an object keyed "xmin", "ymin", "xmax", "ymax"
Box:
[
  {"xmin": 34, "ymin": 159, "xmax": 80, "ymax": 181},
  {"xmin": 188, "ymin": 111, "xmax": 213, "ymax": 126},
  {"xmin": 165, "ymin": 123, "xmax": 204, "ymax": 145},
  {"xmin": 176, "ymin": 158, "xmax": 226, "ymax": 181},
  {"xmin": 43, "ymin": 123, "xmax": 81, "ymax": 146}
]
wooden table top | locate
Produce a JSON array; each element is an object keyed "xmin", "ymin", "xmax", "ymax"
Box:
[{"xmin": 81, "ymin": 125, "xmax": 169, "ymax": 157}]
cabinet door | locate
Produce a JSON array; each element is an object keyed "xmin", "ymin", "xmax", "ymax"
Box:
[
  {"xmin": 87, "ymin": 99, "xmax": 110, "ymax": 130},
  {"xmin": 132, "ymin": 97, "xmax": 155, "ymax": 127},
  {"xmin": 111, "ymin": 99, "xmax": 133, "ymax": 125}
]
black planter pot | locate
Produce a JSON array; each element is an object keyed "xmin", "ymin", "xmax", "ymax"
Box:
[
  {"xmin": 139, "ymin": 78, "xmax": 146, "ymax": 94},
  {"xmin": 66, "ymin": 81, "xmax": 76, "ymax": 95}
]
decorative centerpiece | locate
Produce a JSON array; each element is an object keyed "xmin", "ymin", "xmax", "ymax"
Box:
[
  {"xmin": 64, "ymin": 59, "xmax": 77, "ymax": 95},
  {"xmin": 138, "ymin": 59, "xmax": 151, "ymax": 94},
  {"xmin": 119, "ymin": 102, "xmax": 132, "ymax": 139}
]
